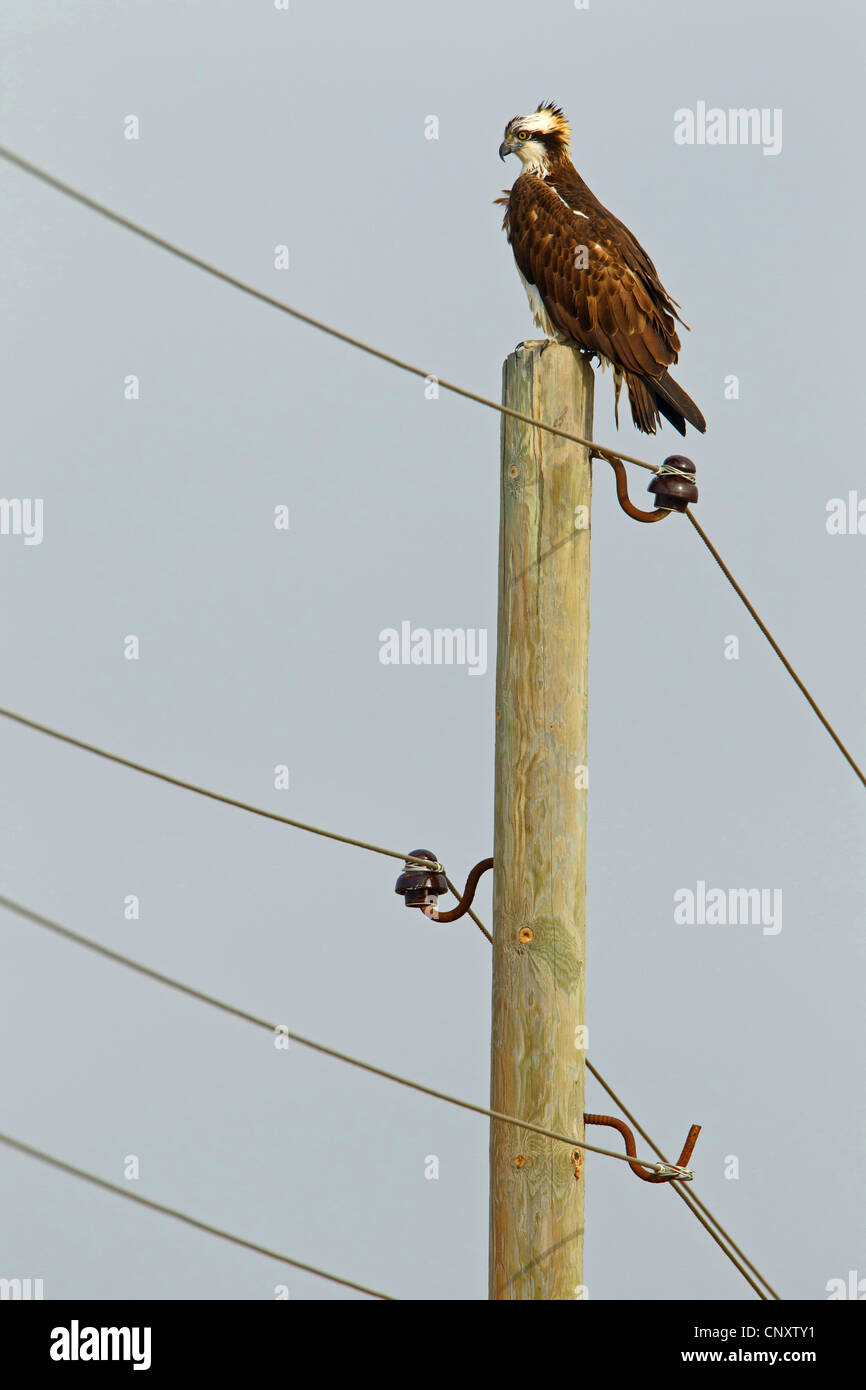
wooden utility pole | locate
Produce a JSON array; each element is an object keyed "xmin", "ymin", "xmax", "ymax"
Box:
[{"xmin": 490, "ymin": 342, "xmax": 593, "ymax": 1301}]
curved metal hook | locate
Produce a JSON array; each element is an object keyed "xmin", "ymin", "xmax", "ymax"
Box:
[
  {"xmin": 423, "ymin": 858, "xmax": 494, "ymax": 922},
  {"xmin": 597, "ymin": 452, "xmax": 670, "ymax": 523},
  {"xmin": 584, "ymin": 1112, "xmax": 701, "ymax": 1183}
]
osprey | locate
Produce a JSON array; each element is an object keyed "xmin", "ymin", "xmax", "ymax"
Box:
[{"xmin": 498, "ymin": 103, "xmax": 706, "ymax": 437}]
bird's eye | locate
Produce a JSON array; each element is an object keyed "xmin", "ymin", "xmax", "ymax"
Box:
[{"xmin": 517, "ymin": 130, "xmax": 529, "ymax": 140}]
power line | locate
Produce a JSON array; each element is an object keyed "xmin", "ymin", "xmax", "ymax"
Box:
[
  {"xmin": 1, "ymin": 143, "xmax": 858, "ymax": 788},
  {"xmin": 0, "ymin": 703, "xmax": 491, "ymax": 942},
  {"xmin": 686, "ymin": 512, "xmax": 864, "ymax": 788},
  {"xmin": 586, "ymin": 1060, "xmax": 781, "ymax": 1301},
  {"xmin": 1, "ymin": 888, "xmax": 777, "ymax": 1297},
  {"xmin": 0, "ymin": 720, "xmax": 803, "ymax": 1281},
  {"xmin": 0, "ymin": 1130, "xmax": 394, "ymax": 1300},
  {"xmin": 0, "ymin": 147, "xmax": 832, "ymax": 1292},
  {"xmin": 0, "ymin": 891, "xmax": 687, "ymax": 1178},
  {"xmin": 11, "ymin": 683, "xmax": 771, "ymax": 1278},
  {"xmin": 0, "ymin": 145, "xmax": 650, "ymax": 472},
  {"xmin": 455, "ymin": 898, "xmax": 782, "ymax": 1300},
  {"xmin": 0, "ymin": 705, "xmax": 440, "ymax": 872}
]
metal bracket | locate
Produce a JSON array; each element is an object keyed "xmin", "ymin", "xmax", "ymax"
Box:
[
  {"xmin": 584, "ymin": 1112, "xmax": 701, "ymax": 1183},
  {"xmin": 422, "ymin": 857, "xmax": 494, "ymax": 922}
]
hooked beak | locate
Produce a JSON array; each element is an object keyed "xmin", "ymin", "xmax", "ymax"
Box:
[{"xmin": 499, "ymin": 140, "xmax": 513, "ymax": 162}]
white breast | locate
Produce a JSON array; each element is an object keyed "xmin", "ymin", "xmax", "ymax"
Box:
[{"xmin": 516, "ymin": 268, "xmax": 569, "ymax": 342}]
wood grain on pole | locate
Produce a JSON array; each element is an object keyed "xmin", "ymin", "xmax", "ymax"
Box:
[{"xmin": 490, "ymin": 342, "xmax": 593, "ymax": 1301}]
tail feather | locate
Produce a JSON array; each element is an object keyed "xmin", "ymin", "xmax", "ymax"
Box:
[
  {"xmin": 653, "ymin": 369, "xmax": 706, "ymax": 434},
  {"xmin": 624, "ymin": 369, "xmax": 706, "ymax": 437},
  {"xmin": 623, "ymin": 373, "xmax": 662, "ymax": 434}
]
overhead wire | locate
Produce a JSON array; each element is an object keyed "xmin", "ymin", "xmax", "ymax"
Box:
[
  {"xmin": 0, "ymin": 143, "xmax": 859, "ymax": 787},
  {"xmin": 0, "ymin": 889, "xmax": 778, "ymax": 1297},
  {"xmin": 0, "ymin": 144, "xmax": 828, "ymax": 1295},
  {"xmin": 585, "ymin": 1059, "xmax": 780, "ymax": 1301},
  {"xmin": 459, "ymin": 902, "xmax": 782, "ymax": 1300},
  {"xmin": 685, "ymin": 512, "xmax": 863, "ymax": 786},
  {"xmin": 0, "ymin": 705, "xmax": 439, "ymax": 873},
  {"xmin": 0, "ymin": 145, "xmax": 648, "ymax": 471},
  {"xmin": 0, "ymin": 891, "xmax": 687, "ymax": 1178},
  {"xmin": 0, "ymin": 704, "xmax": 491, "ymax": 939},
  {"xmin": 0, "ymin": 1130, "xmax": 394, "ymax": 1300}
]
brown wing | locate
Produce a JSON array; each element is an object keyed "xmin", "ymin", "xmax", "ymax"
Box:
[{"xmin": 505, "ymin": 176, "xmax": 681, "ymax": 381}]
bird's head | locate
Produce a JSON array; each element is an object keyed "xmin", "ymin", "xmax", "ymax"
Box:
[{"xmin": 499, "ymin": 102, "xmax": 571, "ymax": 174}]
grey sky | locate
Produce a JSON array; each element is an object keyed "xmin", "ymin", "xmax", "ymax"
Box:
[{"xmin": 0, "ymin": 0, "xmax": 862, "ymax": 1300}]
